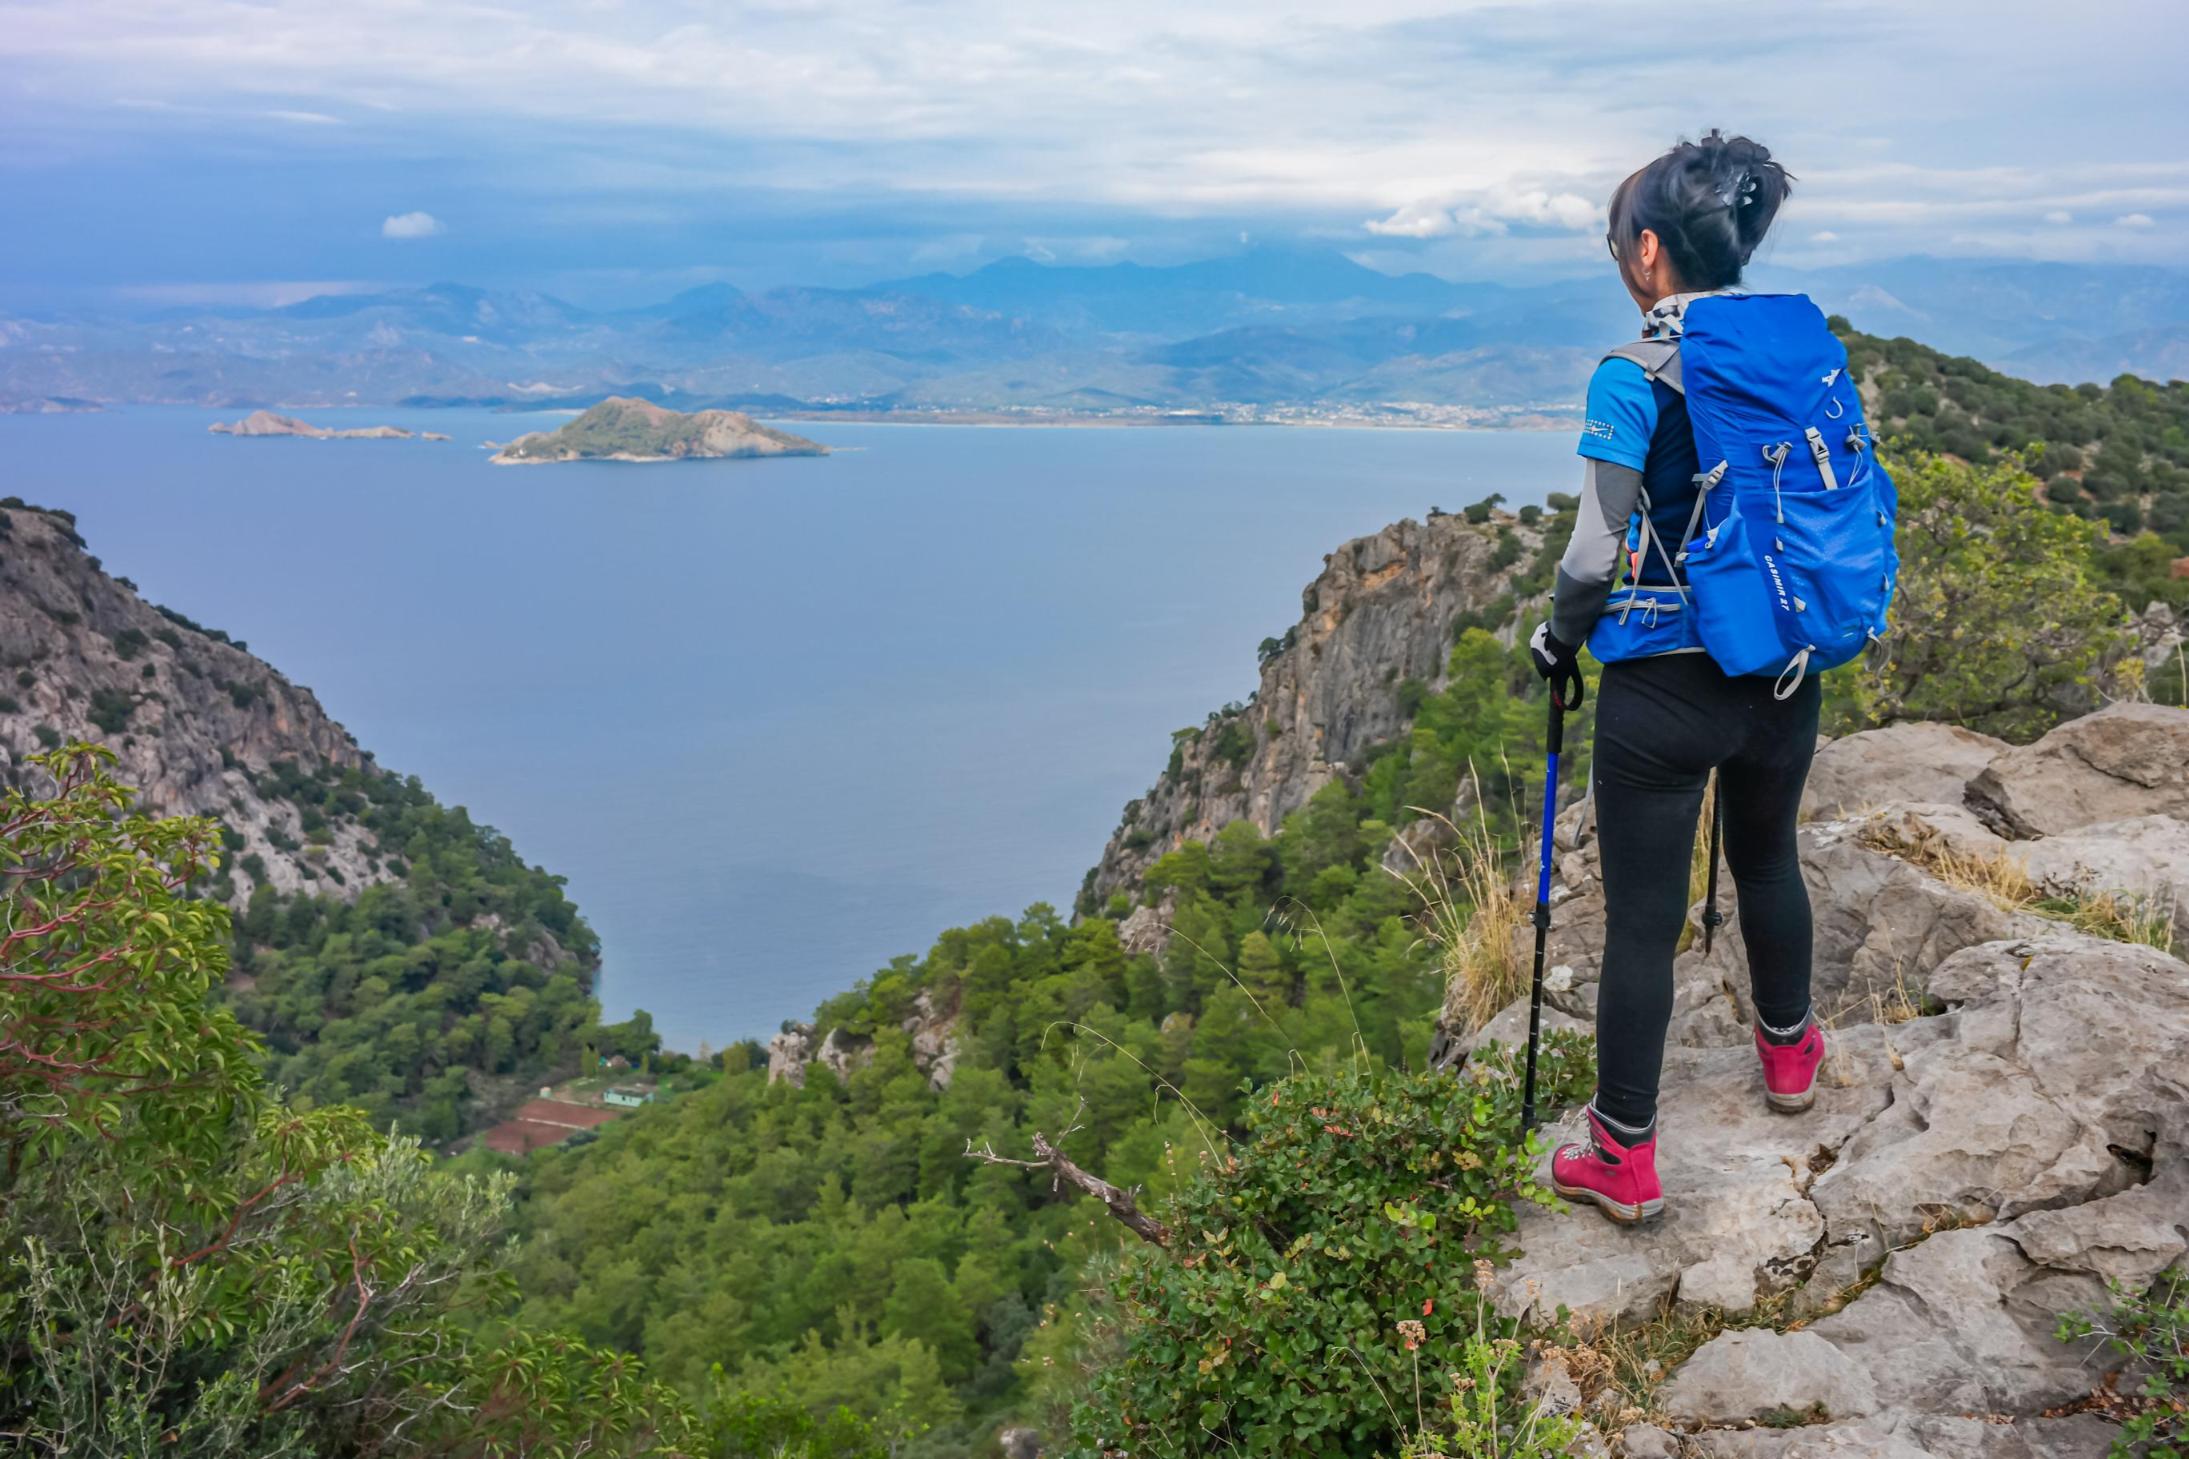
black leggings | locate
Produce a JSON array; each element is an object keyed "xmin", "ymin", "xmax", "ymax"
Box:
[{"xmin": 1590, "ymin": 653, "xmax": 1821, "ymax": 1131}]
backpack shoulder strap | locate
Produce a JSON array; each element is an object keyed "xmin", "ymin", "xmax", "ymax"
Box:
[{"xmin": 1604, "ymin": 338, "xmax": 1683, "ymax": 395}]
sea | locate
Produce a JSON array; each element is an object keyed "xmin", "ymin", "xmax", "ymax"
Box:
[{"xmin": 2, "ymin": 408, "xmax": 1573, "ymax": 1048}]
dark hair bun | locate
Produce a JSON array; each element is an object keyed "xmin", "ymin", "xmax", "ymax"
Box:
[{"xmin": 1609, "ymin": 129, "xmax": 1793, "ymax": 290}]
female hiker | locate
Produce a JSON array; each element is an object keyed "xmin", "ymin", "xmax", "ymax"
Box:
[{"xmin": 1526, "ymin": 130, "xmax": 1891, "ymax": 1224}]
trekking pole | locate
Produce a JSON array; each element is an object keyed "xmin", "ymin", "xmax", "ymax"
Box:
[
  {"xmin": 1701, "ymin": 770, "xmax": 1725, "ymax": 955},
  {"xmin": 1522, "ymin": 676, "xmax": 1580, "ymax": 1132}
]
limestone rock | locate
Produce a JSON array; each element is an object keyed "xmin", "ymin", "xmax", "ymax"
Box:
[
  {"xmin": 2009, "ymin": 813, "xmax": 2189, "ymax": 939},
  {"xmin": 1659, "ymin": 1328, "xmax": 1880, "ymax": 1424},
  {"xmin": 1968, "ymin": 702, "xmax": 2189, "ymax": 838},
  {"xmin": 902, "ymin": 990, "xmax": 961, "ymax": 1090},
  {"xmin": 1567, "ymin": 1422, "xmax": 1615, "ymax": 1459},
  {"xmin": 1802, "ymin": 722, "xmax": 2007, "ymax": 822},
  {"xmin": 1902, "ymin": 1413, "xmax": 2123, "ymax": 1458},
  {"xmin": 1803, "ymin": 933, "xmax": 2188, "ymax": 1295},
  {"xmin": 1115, "ymin": 892, "xmax": 1177, "ymax": 955},
  {"xmin": 1808, "ymin": 1224, "xmax": 2108, "ymax": 1417},
  {"xmin": 1515, "ymin": 1353, "xmax": 1584, "ymax": 1428},
  {"xmin": 1616, "ymin": 1424, "xmax": 1681, "ymax": 1459},
  {"xmin": 765, "ymin": 1025, "xmax": 812, "ymax": 1087},
  {"xmin": 0, "ymin": 504, "xmax": 389, "ymax": 902},
  {"xmin": 1684, "ymin": 1426, "xmax": 1936, "ymax": 1458}
]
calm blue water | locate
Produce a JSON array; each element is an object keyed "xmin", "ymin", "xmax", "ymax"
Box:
[{"xmin": 2, "ymin": 408, "xmax": 1572, "ymax": 1047}]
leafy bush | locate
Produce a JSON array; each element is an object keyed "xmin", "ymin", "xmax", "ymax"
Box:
[
  {"xmin": 1823, "ymin": 452, "xmax": 2132, "ymax": 742},
  {"xmin": 1070, "ymin": 1037, "xmax": 1594, "ymax": 1457},
  {"xmin": 2059, "ymin": 1268, "xmax": 2187, "ymax": 1458}
]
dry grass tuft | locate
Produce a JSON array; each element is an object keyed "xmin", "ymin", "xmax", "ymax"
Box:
[
  {"xmin": 1677, "ymin": 777, "xmax": 1720, "ymax": 954},
  {"xmin": 1534, "ymin": 1294, "xmax": 1793, "ymax": 1425},
  {"xmin": 1393, "ymin": 794, "xmax": 1528, "ymax": 1037},
  {"xmin": 1860, "ymin": 813, "xmax": 2177, "ymax": 955}
]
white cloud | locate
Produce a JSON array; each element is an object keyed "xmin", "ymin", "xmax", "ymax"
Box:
[
  {"xmin": 381, "ymin": 211, "xmax": 443, "ymax": 240},
  {"xmin": 1367, "ymin": 185, "xmax": 1600, "ymax": 240},
  {"xmin": 1365, "ymin": 200, "xmax": 1462, "ymax": 239},
  {"xmin": 2043, "ymin": 209, "xmax": 2073, "ymax": 224},
  {"xmin": 1811, "ymin": 230, "xmax": 1840, "ymax": 243},
  {"xmin": 2116, "ymin": 212, "xmax": 2156, "ymax": 228}
]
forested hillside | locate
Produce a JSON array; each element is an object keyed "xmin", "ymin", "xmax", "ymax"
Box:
[
  {"xmin": 1840, "ymin": 320, "xmax": 2189, "ymax": 576},
  {"xmin": 0, "ymin": 501, "xmax": 660, "ymax": 1137}
]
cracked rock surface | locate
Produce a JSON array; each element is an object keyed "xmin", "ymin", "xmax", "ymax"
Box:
[{"xmin": 1439, "ymin": 706, "xmax": 2189, "ymax": 1455}]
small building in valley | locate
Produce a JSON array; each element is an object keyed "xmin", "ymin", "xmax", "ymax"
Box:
[
  {"xmin": 602, "ymin": 1083, "xmax": 657, "ymax": 1109},
  {"xmin": 481, "ymin": 1098, "xmax": 621, "ymax": 1156}
]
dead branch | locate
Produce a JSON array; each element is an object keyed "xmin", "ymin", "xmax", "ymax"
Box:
[{"xmin": 965, "ymin": 1132, "xmax": 1171, "ymax": 1248}]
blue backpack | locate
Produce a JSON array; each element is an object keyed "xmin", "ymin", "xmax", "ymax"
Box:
[{"xmin": 1584, "ymin": 293, "xmax": 1897, "ymax": 698}]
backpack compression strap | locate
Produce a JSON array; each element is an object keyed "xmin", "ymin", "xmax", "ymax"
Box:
[
  {"xmin": 1605, "ymin": 338, "xmax": 1683, "ymax": 396},
  {"xmin": 1599, "ymin": 338, "xmax": 1721, "ymax": 602}
]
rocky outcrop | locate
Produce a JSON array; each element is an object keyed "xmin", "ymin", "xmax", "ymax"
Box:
[
  {"xmin": 1088, "ymin": 512, "xmax": 1542, "ymax": 902},
  {"xmin": 0, "ymin": 501, "xmax": 390, "ymax": 900},
  {"xmin": 1968, "ymin": 701, "xmax": 2189, "ymax": 837},
  {"xmin": 767, "ymin": 990, "xmax": 961, "ymax": 1091},
  {"xmin": 1800, "ymin": 722, "xmax": 2007, "ymax": 822},
  {"xmin": 1447, "ymin": 705, "xmax": 2189, "ymax": 1454}
]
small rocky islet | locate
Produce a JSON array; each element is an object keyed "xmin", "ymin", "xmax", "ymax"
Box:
[{"xmin": 208, "ymin": 409, "xmax": 448, "ymax": 441}]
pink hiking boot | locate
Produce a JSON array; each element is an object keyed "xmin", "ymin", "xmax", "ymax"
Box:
[
  {"xmin": 1551, "ymin": 1104, "xmax": 1663, "ymax": 1225},
  {"xmin": 1755, "ymin": 1018, "xmax": 1826, "ymax": 1113}
]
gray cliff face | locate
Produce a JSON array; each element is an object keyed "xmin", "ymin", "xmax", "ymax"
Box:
[
  {"xmin": 1087, "ymin": 511, "xmax": 1540, "ymax": 903},
  {"xmin": 0, "ymin": 503, "xmax": 390, "ymax": 900}
]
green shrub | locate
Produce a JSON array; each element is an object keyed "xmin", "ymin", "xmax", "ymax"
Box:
[
  {"xmin": 1823, "ymin": 452, "xmax": 2132, "ymax": 742},
  {"xmin": 1072, "ymin": 1036, "xmax": 1594, "ymax": 1457},
  {"xmin": 2058, "ymin": 1268, "xmax": 2186, "ymax": 1457},
  {"xmin": 87, "ymin": 689, "xmax": 135, "ymax": 735}
]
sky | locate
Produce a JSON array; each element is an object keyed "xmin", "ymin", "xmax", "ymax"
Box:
[{"xmin": 3, "ymin": 0, "xmax": 2185, "ymax": 308}]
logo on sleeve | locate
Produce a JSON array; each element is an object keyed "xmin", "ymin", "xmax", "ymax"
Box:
[{"xmin": 1582, "ymin": 418, "xmax": 1617, "ymax": 441}]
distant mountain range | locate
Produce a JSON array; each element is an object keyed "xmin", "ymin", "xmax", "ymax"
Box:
[{"xmin": 3, "ymin": 249, "xmax": 2183, "ymax": 420}]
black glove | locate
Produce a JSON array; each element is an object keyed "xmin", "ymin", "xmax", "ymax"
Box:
[{"xmin": 1528, "ymin": 621, "xmax": 1585, "ymax": 709}]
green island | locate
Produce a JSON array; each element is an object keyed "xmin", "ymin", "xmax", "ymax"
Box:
[{"xmin": 493, "ymin": 397, "xmax": 830, "ymax": 465}]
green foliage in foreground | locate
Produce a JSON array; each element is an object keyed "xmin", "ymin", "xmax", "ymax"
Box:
[
  {"xmin": 0, "ymin": 747, "xmax": 696, "ymax": 1455},
  {"xmin": 2060, "ymin": 1268, "xmax": 2189, "ymax": 1458},
  {"xmin": 1822, "ymin": 451, "xmax": 2137, "ymax": 741},
  {"xmin": 219, "ymin": 757, "xmax": 663, "ymax": 1138},
  {"xmin": 1068, "ymin": 1039, "xmax": 1594, "ymax": 1458}
]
